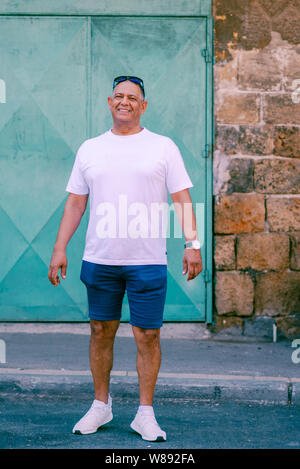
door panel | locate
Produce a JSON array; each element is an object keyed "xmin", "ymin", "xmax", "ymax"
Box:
[
  {"xmin": 0, "ymin": 17, "xmax": 89, "ymax": 320},
  {"xmin": 0, "ymin": 15, "xmax": 209, "ymax": 322}
]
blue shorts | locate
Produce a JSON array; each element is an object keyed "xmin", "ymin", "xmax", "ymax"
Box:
[{"xmin": 80, "ymin": 260, "xmax": 167, "ymax": 329}]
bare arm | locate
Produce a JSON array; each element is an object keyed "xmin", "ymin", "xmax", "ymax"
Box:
[
  {"xmin": 48, "ymin": 193, "xmax": 88, "ymax": 286},
  {"xmin": 171, "ymin": 188, "xmax": 203, "ymax": 281}
]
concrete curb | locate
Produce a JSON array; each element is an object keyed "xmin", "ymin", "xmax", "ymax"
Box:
[
  {"xmin": 0, "ymin": 322, "xmax": 212, "ymax": 339},
  {"xmin": 0, "ymin": 368, "xmax": 299, "ymax": 406}
]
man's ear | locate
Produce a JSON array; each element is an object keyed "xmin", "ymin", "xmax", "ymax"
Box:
[
  {"xmin": 107, "ymin": 96, "xmax": 113, "ymax": 108},
  {"xmin": 141, "ymin": 100, "xmax": 148, "ymax": 114}
]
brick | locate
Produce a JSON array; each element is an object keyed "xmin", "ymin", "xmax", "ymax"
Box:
[
  {"xmin": 244, "ymin": 317, "xmax": 276, "ymax": 339},
  {"xmin": 215, "ymin": 271, "xmax": 254, "ymax": 317},
  {"xmin": 290, "ymin": 232, "xmax": 300, "ymax": 270},
  {"xmin": 256, "ymin": 0, "xmax": 289, "ymax": 18},
  {"xmin": 214, "ymin": 315, "xmax": 244, "ymax": 334},
  {"xmin": 214, "ymin": 58, "xmax": 238, "ymax": 89},
  {"xmin": 273, "ymin": 126, "xmax": 300, "ymax": 158},
  {"xmin": 276, "ymin": 315, "xmax": 300, "ymax": 339},
  {"xmin": 238, "ymin": 48, "xmax": 281, "ymax": 91},
  {"xmin": 216, "ymin": 93, "xmax": 260, "ymax": 124},
  {"xmin": 214, "ymin": 0, "xmax": 271, "ymax": 60},
  {"xmin": 264, "ymin": 94, "xmax": 300, "ymax": 125},
  {"xmin": 267, "ymin": 197, "xmax": 300, "ymax": 232},
  {"xmin": 214, "ymin": 193, "xmax": 265, "ymax": 234},
  {"xmin": 255, "ymin": 272, "xmax": 300, "ymax": 316},
  {"xmin": 239, "ymin": 1, "xmax": 271, "ymax": 50},
  {"xmin": 227, "ymin": 158, "xmax": 254, "ymax": 193},
  {"xmin": 214, "ymin": 235, "xmax": 236, "ymax": 270},
  {"xmin": 237, "ymin": 233, "xmax": 289, "ymax": 270},
  {"xmin": 281, "ymin": 47, "xmax": 300, "ymax": 91},
  {"xmin": 215, "ymin": 125, "xmax": 240, "ymax": 154},
  {"xmin": 272, "ymin": 4, "xmax": 300, "ymax": 44},
  {"xmin": 254, "ymin": 158, "xmax": 300, "ymax": 193},
  {"xmin": 214, "ymin": 1, "xmax": 247, "ymax": 62},
  {"xmin": 239, "ymin": 125, "xmax": 273, "ymax": 155},
  {"xmin": 215, "ymin": 125, "xmax": 273, "ymax": 156}
]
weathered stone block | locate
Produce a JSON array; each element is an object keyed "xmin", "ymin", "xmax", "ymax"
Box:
[
  {"xmin": 276, "ymin": 315, "xmax": 300, "ymax": 339},
  {"xmin": 216, "ymin": 125, "xmax": 273, "ymax": 156},
  {"xmin": 214, "ymin": 58, "xmax": 238, "ymax": 89},
  {"xmin": 215, "ymin": 271, "xmax": 254, "ymax": 316},
  {"xmin": 273, "ymin": 126, "xmax": 300, "ymax": 158},
  {"xmin": 216, "ymin": 93, "xmax": 260, "ymax": 124},
  {"xmin": 281, "ymin": 46, "xmax": 300, "ymax": 91},
  {"xmin": 243, "ymin": 317, "xmax": 276, "ymax": 339},
  {"xmin": 214, "ymin": 235, "xmax": 236, "ymax": 270},
  {"xmin": 237, "ymin": 233, "xmax": 289, "ymax": 271},
  {"xmin": 256, "ymin": 0, "xmax": 289, "ymax": 19},
  {"xmin": 213, "ymin": 150, "xmax": 231, "ymax": 195},
  {"xmin": 272, "ymin": 4, "xmax": 300, "ymax": 44},
  {"xmin": 239, "ymin": 125, "xmax": 273, "ymax": 155},
  {"xmin": 267, "ymin": 197, "xmax": 300, "ymax": 232},
  {"xmin": 214, "ymin": 0, "xmax": 271, "ymax": 60},
  {"xmin": 254, "ymin": 158, "xmax": 300, "ymax": 193},
  {"xmin": 227, "ymin": 158, "xmax": 254, "ymax": 193},
  {"xmin": 255, "ymin": 272, "xmax": 300, "ymax": 316},
  {"xmin": 214, "ymin": 315, "xmax": 244, "ymax": 335},
  {"xmin": 290, "ymin": 232, "xmax": 300, "ymax": 270},
  {"xmin": 238, "ymin": 48, "xmax": 281, "ymax": 91},
  {"xmin": 214, "ymin": 193, "xmax": 265, "ymax": 234},
  {"xmin": 264, "ymin": 94, "xmax": 300, "ymax": 125},
  {"xmin": 215, "ymin": 125, "xmax": 240, "ymax": 154},
  {"xmin": 239, "ymin": 1, "xmax": 271, "ymax": 50}
]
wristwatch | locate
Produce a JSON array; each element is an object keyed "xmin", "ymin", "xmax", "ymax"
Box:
[{"xmin": 184, "ymin": 240, "xmax": 201, "ymax": 250}]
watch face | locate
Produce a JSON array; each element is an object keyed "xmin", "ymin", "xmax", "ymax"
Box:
[{"xmin": 192, "ymin": 240, "xmax": 201, "ymax": 249}]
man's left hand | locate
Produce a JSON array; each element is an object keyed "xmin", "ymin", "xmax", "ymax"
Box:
[{"xmin": 182, "ymin": 249, "xmax": 203, "ymax": 281}]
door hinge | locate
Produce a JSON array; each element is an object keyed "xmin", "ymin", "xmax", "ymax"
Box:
[
  {"xmin": 201, "ymin": 49, "xmax": 212, "ymax": 63},
  {"xmin": 202, "ymin": 143, "xmax": 212, "ymax": 159},
  {"xmin": 203, "ymin": 269, "xmax": 211, "ymax": 283}
]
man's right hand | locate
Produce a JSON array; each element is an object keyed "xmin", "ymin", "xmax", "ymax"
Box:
[{"xmin": 48, "ymin": 249, "xmax": 68, "ymax": 287}]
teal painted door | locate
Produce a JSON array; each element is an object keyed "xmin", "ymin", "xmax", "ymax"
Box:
[
  {"xmin": 0, "ymin": 16, "xmax": 89, "ymax": 320},
  {"xmin": 0, "ymin": 15, "xmax": 212, "ymax": 322}
]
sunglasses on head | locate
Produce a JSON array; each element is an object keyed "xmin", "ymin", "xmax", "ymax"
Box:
[{"xmin": 113, "ymin": 76, "xmax": 145, "ymax": 97}]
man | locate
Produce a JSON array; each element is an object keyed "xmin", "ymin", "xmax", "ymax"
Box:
[{"xmin": 48, "ymin": 75, "xmax": 203, "ymax": 442}]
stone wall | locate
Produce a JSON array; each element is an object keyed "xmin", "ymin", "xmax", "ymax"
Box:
[{"xmin": 212, "ymin": 0, "xmax": 300, "ymax": 338}]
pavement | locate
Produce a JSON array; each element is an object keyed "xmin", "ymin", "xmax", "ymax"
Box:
[
  {"xmin": 0, "ymin": 322, "xmax": 299, "ymax": 406},
  {"xmin": 0, "ymin": 322, "xmax": 300, "ymax": 449}
]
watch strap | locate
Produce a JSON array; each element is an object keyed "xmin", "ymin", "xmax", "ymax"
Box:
[{"xmin": 184, "ymin": 240, "xmax": 200, "ymax": 249}]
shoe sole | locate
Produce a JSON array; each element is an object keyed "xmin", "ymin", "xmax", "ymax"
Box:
[
  {"xmin": 130, "ymin": 422, "xmax": 166, "ymax": 442},
  {"xmin": 73, "ymin": 414, "xmax": 113, "ymax": 435}
]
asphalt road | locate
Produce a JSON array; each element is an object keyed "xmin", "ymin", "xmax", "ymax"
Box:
[{"xmin": 0, "ymin": 382, "xmax": 300, "ymax": 450}]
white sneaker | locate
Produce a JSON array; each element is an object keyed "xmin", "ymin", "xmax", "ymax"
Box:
[
  {"xmin": 130, "ymin": 411, "xmax": 166, "ymax": 442},
  {"xmin": 72, "ymin": 396, "xmax": 113, "ymax": 435}
]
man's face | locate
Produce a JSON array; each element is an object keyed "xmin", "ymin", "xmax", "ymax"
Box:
[{"xmin": 108, "ymin": 80, "xmax": 147, "ymax": 125}]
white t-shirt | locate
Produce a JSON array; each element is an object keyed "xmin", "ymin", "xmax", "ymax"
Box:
[{"xmin": 65, "ymin": 127, "xmax": 193, "ymax": 265}]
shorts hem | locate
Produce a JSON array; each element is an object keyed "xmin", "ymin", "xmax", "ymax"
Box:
[
  {"xmin": 129, "ymin": 320, "xmax": 163, "ymax": 329},
  {"xmin": 88, "ymin": 313, "xmax": 121, "ymax": 321}
]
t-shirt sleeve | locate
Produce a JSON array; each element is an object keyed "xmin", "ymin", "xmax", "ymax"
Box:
[
  {"xmin": 165, "ymin": 139, "xmax": 194, "ymax": 194},
  {"xmin": 65, "ymin": 142, "xmax": 89, "ymax": 195}
]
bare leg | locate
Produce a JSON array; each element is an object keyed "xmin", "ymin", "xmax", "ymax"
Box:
[
  {"xmin": 132, "ymin": 326, "xmax": 161, "ymax": 405},
  {"xmin": 89, "ymin": 319, "xmax": 120, "ymax": 403}
]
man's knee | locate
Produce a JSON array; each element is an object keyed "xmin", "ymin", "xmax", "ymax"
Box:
[
  {"xmin": 90, "ymin": 319, "xmax": 119, "ymax": 341},
  {"xmin": 134, "ymin": 327, "xmax": 161, "ymax": 346}
]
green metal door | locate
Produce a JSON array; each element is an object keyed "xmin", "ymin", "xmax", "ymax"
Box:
[{"xmin": 0, "ymin": 12, "xmax": 213, "ymax": 322}]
